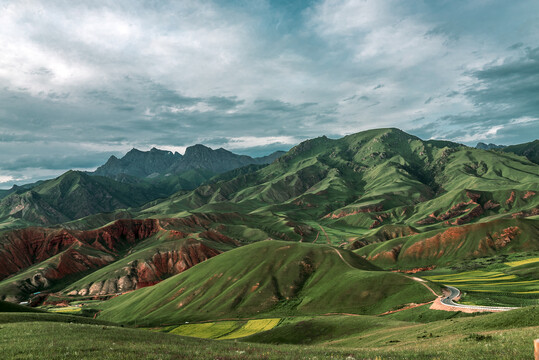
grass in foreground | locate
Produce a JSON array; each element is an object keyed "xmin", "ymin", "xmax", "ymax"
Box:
[{"xmin": 2, "ymin": 308, "xmax": 539, "ymax": 359}]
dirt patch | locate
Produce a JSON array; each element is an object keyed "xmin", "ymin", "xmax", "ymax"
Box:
[
  {"xmin": 523, "ymin": 191, "xmax": 536, "ymax": 200},
  {"xmin": 506, "ymin": 191, "xmax": 516, "ymax": 206},
  {"xmin": 392, "ymin": 265, "xmax": 436, "ymax": 274},
  {"xmin": 323, "ymin": 205, "xmax": 383, "ymax": 219}
]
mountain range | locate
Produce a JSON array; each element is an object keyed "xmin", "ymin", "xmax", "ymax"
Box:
[
  {"xmin": 0, "ymin": 145, "xmax": 285, "ymax": 229},
  {"xmin": 476, "ymin": 139, "xmax": 538, "ymax": 164},
  {"xmin": 0, "ymin": 128, "xmax": 537, "ymax": 305},
  {"xmin": 93, "ymin": 145, "xmax": 285, "ymax": 180}
]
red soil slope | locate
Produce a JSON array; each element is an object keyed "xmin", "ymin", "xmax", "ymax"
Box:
[{"xmin": 0, "ymin": 217, "xmax": 229, "ymax": 300}]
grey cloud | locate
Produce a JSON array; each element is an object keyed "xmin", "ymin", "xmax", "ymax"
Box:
[
  {"xmin": 508, "ymin": 43, "xmax": 524, "ymax": 50},
  {"xmin": 1, "ymin": 0, "xmax": 539, "ymax": 187},
  {"xmin": 0, "ymin": 153, "xmax": 112, "ymax": 171},
  {"xmin": 253, "ymin": 99, "xmax": 317, "ymax": 113},
  {"xmin": 205, "ymin": 96, "xmax": 244, "ymax": 110},
  {"xmin": 465, "ymin": 47, "xmax": 539, "ymax": 116},
  {"xmin": 145, "ymin": 82, "xmax": 202, "ymax": 106}
]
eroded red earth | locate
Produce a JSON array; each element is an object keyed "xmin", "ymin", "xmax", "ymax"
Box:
[{"xmin": 0, "ymin": 216, "xmax": 233, "ymax": 300}]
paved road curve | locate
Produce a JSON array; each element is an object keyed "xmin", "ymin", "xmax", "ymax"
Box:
[{"xmin": 441, "ymin": 285, "xmax": 519, "ymax": 312}]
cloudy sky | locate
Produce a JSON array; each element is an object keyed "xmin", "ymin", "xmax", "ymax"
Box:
[{"xmin": 1, "ymin": 0, "xmax": 538, "ymax": 187}]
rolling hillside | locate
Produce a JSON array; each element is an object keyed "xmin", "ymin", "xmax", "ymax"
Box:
[
  {"xmin": 97, "ymin": 240, "xmax": 436, "ymax": 324},
  {"xmin": 0, "ymin": 212, "xmax": 314, "ymax": 302},
  {"xmin": 0, "ymin": 128, "xmax": 537, "ymax": 310},
  {"xmin": 140, "ymin": 128, "xmax": 538, "ymax": 239}
]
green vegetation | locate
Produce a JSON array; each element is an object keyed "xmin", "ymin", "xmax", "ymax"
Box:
[
  {"xmin": 420, "ymin": 254, "xmax": 539, "ymax": 307},
  {"xmin": 0, "ymin": 300, "xmax": 43, "ymax": 313},
  {"xmin": 97, "ymin": 240, "xmax": 435, "ymax": 325},
  {"xmin": 0, "ymin": 128, "xmax": 538, "ymax": 358},
  {"xmin": 357, "ymin": 218, "xmax": 539, "ymax": 269},
  {"xmin": 501, "ymin": 139, "xmax": 539, "ymax": 164},
  {"xmin": 3, "ymin": 307, "xmax": 539, "ymax": 359}
]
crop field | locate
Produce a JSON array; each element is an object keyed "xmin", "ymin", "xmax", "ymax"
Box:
[
  {"xmin": 505, "ymin": 257, "xmax": 539, "ymax": 267},
  {"xmin": 424, "ymin": 270, "xmax": 539, "ymax": 307},
  {"xmin": 169, "ymin": 318, "xmax": 281, "ymax": 339},
  {"xmin": 46, "ymin": 306, "xmax": 82, "ymax": 314},
  {"xmin": 219, "ymin": 319, "xmax": 281, "ymax": 339}
]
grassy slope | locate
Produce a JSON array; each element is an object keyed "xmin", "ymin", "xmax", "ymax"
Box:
[
  {"xmin": 502, "ymin": 139, "xmax": 539, "ymax": 164},
  {"xmin": 138, "ymin": 129, "xmax": 538, "ymax": 256},
  {"xmin": 242, "ymin": 306, "xmax": 539, "ymax": 359},
  {"xmin": 0, "ymin": 314, "xmax": 537, "ymax": 359},
  {"xmin": 0, "ymin": 300, "xmax": 44, "ymax": 313},
  {"xmin": 2, "ymin": 308, "xmax": 539, "ymax": 359},
  {"xmin": 97, "ymin": 240, "xmax": 435, "ymax": 325},
  {"xmin": 6, "ymin": 305, "xmax": 538, "ymax": 360}
]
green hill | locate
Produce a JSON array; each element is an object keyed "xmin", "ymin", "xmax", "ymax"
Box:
[
  {"xmin": 1, "ymin": 128, "xmax": 538, "ymax": 308},
  {"xmin": 502, "ymin": 139, "xmax": 539, "ymax": 164},
  {"xmin": 0, "ymin": 212, "xmax": 313, "ymax": 302},
  {"xmin": 141, "ymin": 129, "xmax": 538, "ymax": 228},
  {"xmin": 97, "ymin": 240, "xmax": 436, "ymax": 325},
  {"xmin": 356, "ymin": 218, "xmax": 539, "ymax": 268}
]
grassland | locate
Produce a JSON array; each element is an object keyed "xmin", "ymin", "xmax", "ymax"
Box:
[
  {"xmin": 2, "ymin": 128, "xmax": 539, "ymax": 307},
  {"xmin": 1, "ymin": 129, "xmax": 538, "ymax": 358},
  {"xmin": 3, "ymin": 306, "xmax": 539, "ymax": 359},
  {"xmin": 96, "ymin": 240, "xmax": 437, "ymax": 325}
]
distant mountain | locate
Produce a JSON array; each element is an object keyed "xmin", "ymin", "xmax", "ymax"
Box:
[
  {"xmin": 0, "ymin": 181, "xmax": 45, "ymax": 200},
  {"xmin": 501, "ymin": 139, "xmax": 539, "ymax": 165},
  {"xmin": 94, "ymin": 147, "xmax": 182, "ymax": 178},
  {"xmin": 0, "ymin": 146, "xmax": 286, "ymax": 229},
  {"xmin": 0, "ymin": 171, "xmax": 170, "ymax": 228},
  {"xmin": 476, "ymin": 142, "xmax": 506, "ymax": 150},
  {"xmin": 475, "ymin": 140, "xmax": 538, "ymax": 164},
  {"xmin": 93, "ymin": 144, "xmax": 286, "ymax": 180}
]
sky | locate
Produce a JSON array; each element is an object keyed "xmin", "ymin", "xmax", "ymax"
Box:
[{"xmin": 0, "ymin": 0, "xmax": 538, "ymax": 188}]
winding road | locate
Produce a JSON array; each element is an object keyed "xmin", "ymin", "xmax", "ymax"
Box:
[{"xmin": 440, "ymin": 285, "xmax": 519, "ymax": 312}]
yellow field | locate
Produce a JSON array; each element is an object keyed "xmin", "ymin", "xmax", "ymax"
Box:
[
  {"xmin": 47, "ymin": 306, "xmax": 82, "ymax": 313},
  {"xmin": 424, "ymin": 270, "xmax": 539, "ymax": 294},
  {"xmin": 219, "ymin": 318, "xmax": 281, "ymax": 339},
  {"xmin": 170, "ymin": 318, "xmax": 281, "ymax": 340},
  {"xmin": 505, "ymin": 257, "xmax": 539, "ymax": 267},
  {"xmin": 425, "ymin": 270, "xmax": 517, "ymax": 282},
  {"xmin": 169, "ymin": 321, "xmax": 238, "ymax": 339}
]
